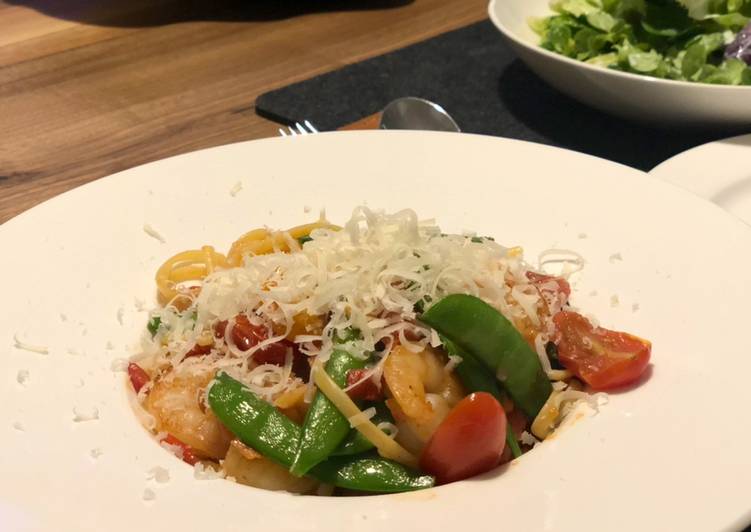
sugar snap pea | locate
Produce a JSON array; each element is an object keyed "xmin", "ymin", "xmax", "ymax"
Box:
[{"xmin": 422, "ymin": 294, "xmax": 551, "ymax": 419}]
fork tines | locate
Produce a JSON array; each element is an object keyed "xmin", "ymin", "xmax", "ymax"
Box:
[{"xmin": 278, "ymin": 120, "xmax": 319, "ymax": 137}]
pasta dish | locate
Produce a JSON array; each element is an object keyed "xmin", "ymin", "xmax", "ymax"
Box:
[{"xmin": 128, "ymin": 207, "xmax": 651, "ymax": 494}]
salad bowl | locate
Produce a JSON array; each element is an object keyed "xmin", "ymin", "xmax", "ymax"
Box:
[{"xmin": 488, "ymin": 0, "xmax": 751, "ymax": 126}]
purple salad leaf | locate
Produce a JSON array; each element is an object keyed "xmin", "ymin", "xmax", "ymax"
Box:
[{"xmin": 725, "ymin": 21, "xmax": 751, "ymax": 65}]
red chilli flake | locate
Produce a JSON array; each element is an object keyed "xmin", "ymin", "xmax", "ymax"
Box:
[
  {"xmin": 346, "ymin": 369, "xmax": 383, "ymax": 401},
  {"xmin": 127, "ymin": 363, "xmax": 150, "ymax": 393},
  {"xmin": 160, "ymin": 434, "xmax": 199, "ymax": 465}
]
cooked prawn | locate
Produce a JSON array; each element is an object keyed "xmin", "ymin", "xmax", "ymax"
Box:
[
  {"xmin": 383, "ymin": 345, "xmax": 465, "ymax": 454},
  {"xmin": 145, "ymin": 369, "xmax": 232, "ymax": 460},
  {"xmin": 223, "ymin": 440, "xmax": 318, "ymax": 494}
]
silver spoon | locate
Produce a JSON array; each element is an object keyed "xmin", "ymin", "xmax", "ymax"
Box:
[{"xmin": 379, "ymin": 97, "xmax": 461, "ymax": 132}]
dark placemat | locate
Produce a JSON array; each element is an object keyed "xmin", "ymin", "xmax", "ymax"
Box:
[{"xmin": 256, "ymin": 20, "xmax": 751, "ymax": 172}]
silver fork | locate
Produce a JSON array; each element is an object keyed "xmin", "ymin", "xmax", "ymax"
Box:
[{"xmin": 278, "ymin": 120, "xmax": 319, "ymax": 136}]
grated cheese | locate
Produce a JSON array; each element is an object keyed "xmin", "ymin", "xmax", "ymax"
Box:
[
  {"xmin": 531, "ymin": 387, "xmax": 608, "ymax": 440},
  {"xmin": 147, "ymin": 466, "xmax": 170, "ymax": 484},
  {"xmin": 13, "ymin": 333, "xmax": 49, "ymax": 355},
  {"xmin": 229, "ymin": 181, "xmax": 243, "ymax": 197},
  {"xmin": 444, "ymin": 355, "xmax": 463, "ymax": 373},
  {"xmin": 142, "ymin": 488, "xmax": 156, "ymax": 501},
  {"xmin": 16, "ymin": 369, "xmax": 30, "ymax": 385},
  {"xmin": 143, "ymin": 224, "xmax": 166, "ymax": 243},
  {"xmin": 193, "ymin": 463, "xmax": 225, "ymax": 480},
  {"xmin": 72, "ymin": 406, "xmax": 100, "ymax": 422},
  {"xmin": 348, "ymin": 407, "xmax": 376, "ymax": 428},
  {"xmin": 520, "ymin": 430, "xmax": 539, "ymax": 446},
  {"xmin": 376, "ymin": 421, "xmax": 399, "ymax": 438},
  {"xmin": 534, "ymin": 334, "xmax": 553, "ymax": 374},
  {"xmin": 140, "ymin": 207, "xmax": 559, "ymax": 401},
  {"xmin": 547, "ymin": 369, "xmax": 573, "ymax": 381},
  {"xmin": 160, "ymin": 441, "xmax": 184, "ymax": 461},
  {"xmin": 110, "ymin": 358, "xmax": 128, "ymax": 372}
]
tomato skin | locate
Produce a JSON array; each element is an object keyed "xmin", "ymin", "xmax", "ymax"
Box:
[
  {"xmin": 215, "ymin": 315, "xmax": 297, "ymax": 364},
  {"xmin": 214, "ymin": 315, "xmax": 268, "ymax": 351},
  {"xmin": 345, "ymin": 369, "xmax": 383, "ymax": 401},
  {"xmin": 553, "ymin": 311, "xmax": 651, "ymax": 390},
  {"xmin": 526, "ymin": 271, "xmax": 571, "ymax": 314},
  {"xmin": 419, "ymin": 392, "xmax": 507, "ymax": 484},
  {"xmin": 184, "ymin": 343, "xmax": 213, "ymax": 358},
  {"xmin": 251, "ymin": 342, "xmax": 288, "ymax": 365},
  {"xmin": 127, "ymin": 363, "xmax": 150, "ymax": 393},
  {"xmin": 525, "ymin": 271, "xmax": 571, "ymax": 298}
]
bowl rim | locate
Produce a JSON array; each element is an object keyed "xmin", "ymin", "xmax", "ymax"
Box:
[{"xmin": 487, "ymin": 0, "xmax": 751, "ymax": 93}]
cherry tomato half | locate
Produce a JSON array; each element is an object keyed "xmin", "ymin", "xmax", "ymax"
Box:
[
  {"xmin": 553, "ymin": 311, "xmax": 651, "ymax": 390},
  {"xmin": 419, "ymin": 392, "xmax": 507, "ymax": 484}
]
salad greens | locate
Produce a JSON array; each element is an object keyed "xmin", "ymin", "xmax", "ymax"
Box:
[{"xmin": 531, "ymin": 0, "xmax": 751, "ymax": 84}]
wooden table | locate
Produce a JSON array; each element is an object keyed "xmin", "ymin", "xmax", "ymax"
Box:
[{"xmin": 0, "ymin": 0, "xmax": 487, "ymax": 223}]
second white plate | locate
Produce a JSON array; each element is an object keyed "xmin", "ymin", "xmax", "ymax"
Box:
[{"xmin": 650, "ymin": 133, "xmax": 751, "ymax": 225}]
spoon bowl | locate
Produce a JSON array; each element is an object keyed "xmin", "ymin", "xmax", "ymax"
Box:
[{"xmin": 379, "ymin": 97, "xmax": 460, "ymax": 132}]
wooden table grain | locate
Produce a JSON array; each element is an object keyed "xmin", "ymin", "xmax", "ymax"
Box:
[{"xmin": 0, "ymin": 0, "xmax": 488, "ymax": 223}]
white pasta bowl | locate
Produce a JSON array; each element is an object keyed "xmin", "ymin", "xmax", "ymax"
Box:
[
  {"xmin": 488, "ymin": 0, "xmax": 751, "ymax": 126},
  {"xmin": 1, "ymin": 131, "xmax": 751, "ymax": 531}
]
